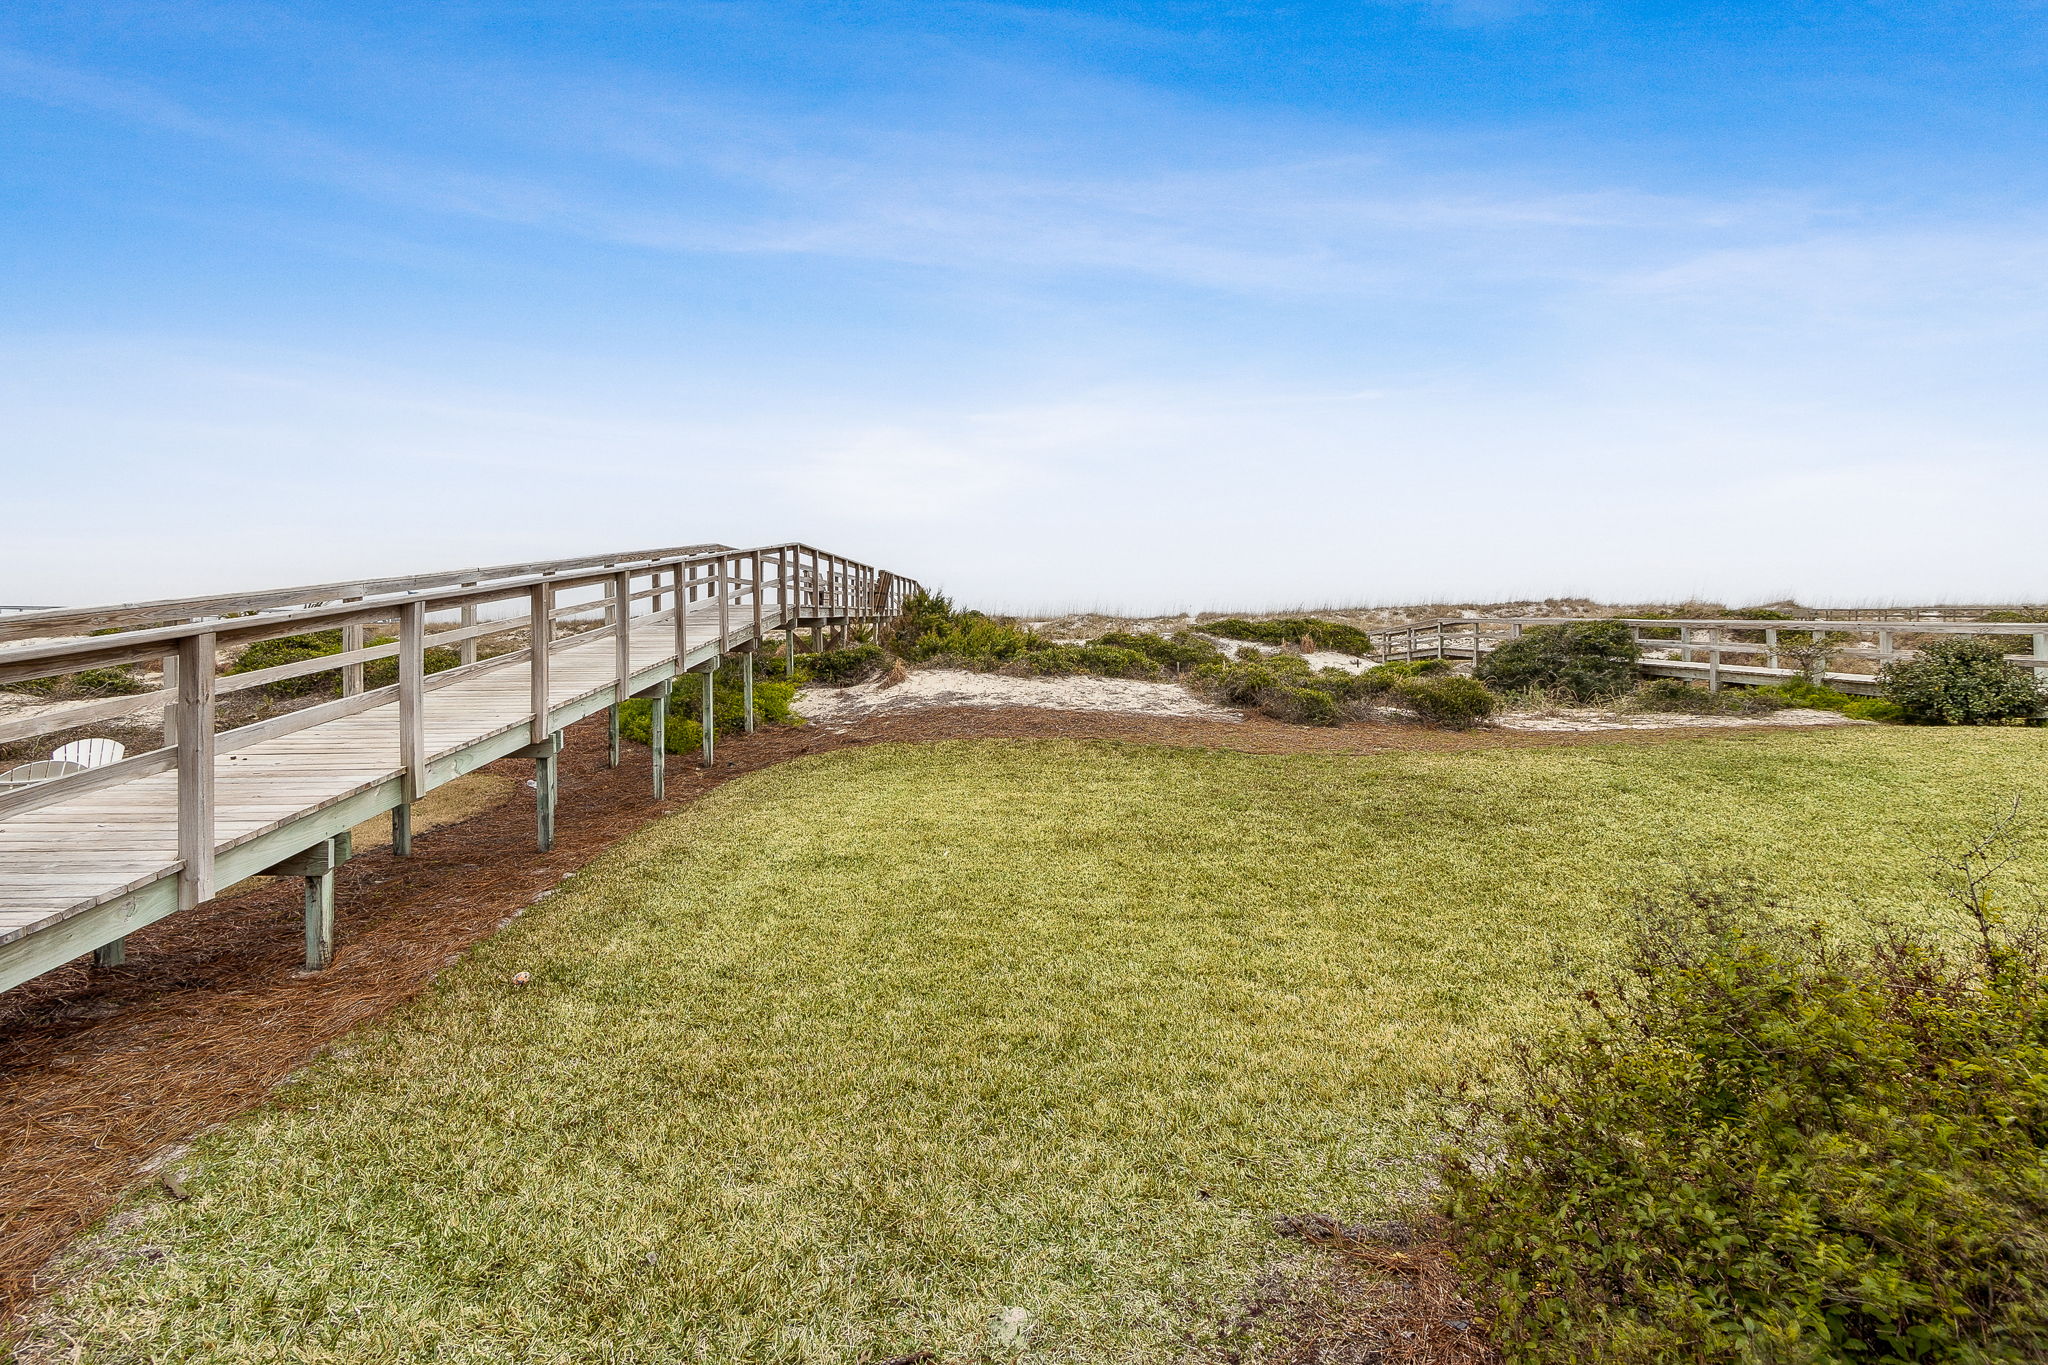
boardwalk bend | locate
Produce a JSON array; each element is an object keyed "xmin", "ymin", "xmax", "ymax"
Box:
[{"xmin": 0, "ymin": 544, "xmax": 918, "ymax": 995}]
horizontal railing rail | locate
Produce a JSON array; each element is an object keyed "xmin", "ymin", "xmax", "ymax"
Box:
[{"xmin": 1363, "ymin": 615, "xmax": 2048, "ymax": 693}]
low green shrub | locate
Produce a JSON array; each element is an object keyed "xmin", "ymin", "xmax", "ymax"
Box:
[
  {"xmin": 1262, "ymin": 685, "xmax": 1343, "ymax": 726},
  {"xmin": 799, "ymin": 644, "xmax": 887, "ymax": 686},
  {"xmin": 1882, "ymin": 636, "xmax": 2044, "ymax": 725},
  {"xmin": 1476, "ymin": 622, "xmax": 1638, "ymax": 702},
  {"xmin": 1202, "ymin": 617, "xmax": 1377, "ymax": 656},
  {"xmin": 1443, "ymin": 871, "xmax": 2048, "ymax": 1364},
  {"xmin": 1189, "ymin": 659, "xmax": 1281, "ymax": 705},
  {"xmin": 617, "ymin": 702, "xmax": 703, "ymax": 756},
  {"xmin": 1389, "ymin": 675, "xmax": 1495, "ymax": 728},
  {"xmin": 1355, "ymin": 659, "xmax": 1449, "ymax": 692},
  {"xmin": 1841, "ymin": 697, "xmax": 1906, "ymax": 722},
  {"xmin": 1089, "ymin": 631, "xmax": 1224, "ymax": 673},
  {"xmin": 228, "ymin": 630, "xmax": 460, "ymax": 698},
  {"xmin": 890, "ymin": 591, "xmax": 1041, "ymax": 665},
  {"xmin": 1191, "ymin": 656, "xmax": 1491, "ymax": 728},
  {"xmin": 619, "ymin": 664, "xmax": 798, "ymax": 753},
  {"xmin": 1755, "ymin": 677, "xmax": 1861, "ymax": 711},
  {"xmin": 1629, "ymin": 611, "xmax": 1681, "ymax": 642},
  {"xmin": 1, "ymin": 665, "xmax": 148, "ymax": 699},
  {"xmin": 1628, "ymin": 679, "xmax": 1787, "ymax": 716},
  {"xmin": 1011, "ymin": 644, "xmax": 1161, "ymax": 679}
]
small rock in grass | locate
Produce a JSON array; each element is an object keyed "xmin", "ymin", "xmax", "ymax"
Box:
[{"xmin": 510, "ymin": 971, "xmax": 532, "ymax": 986}]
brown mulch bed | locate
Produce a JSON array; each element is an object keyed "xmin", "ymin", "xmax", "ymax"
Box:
[
  {"xmin": 1198, "ymin": 1215, "xmax": 1497, "ymax": 1364},
  {"xmin": 0, "ymin": 704, "xmax": 1806, "ymax": 1339}
]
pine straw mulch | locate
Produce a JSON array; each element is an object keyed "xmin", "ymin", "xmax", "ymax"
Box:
[
  {"xmin": 1195, "ymin": 1215, "xmax": 1497, "ymax": 1365},
  {"xmin": 0, "ymin": 703, "xmax": 1811, "ymax": 1348}
]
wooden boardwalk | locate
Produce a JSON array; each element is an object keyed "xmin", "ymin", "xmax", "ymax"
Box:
[
  {"xmin": 0, "ymin": 543, "xmax": 916, "ymax": 994},
  {"xmin": 1367, "ymin": 615, "xmax": 2048, "ymax": 696}
]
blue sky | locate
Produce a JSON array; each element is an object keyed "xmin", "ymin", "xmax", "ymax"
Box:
[{"xmin": 4, "ymin": 1, "xmax": 2045, "ymax": 610}]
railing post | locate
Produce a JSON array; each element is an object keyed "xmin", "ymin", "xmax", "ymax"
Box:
[
  {"xmin": 398, "ymin": 599, "xmax": 426, "ymax": 800},
  {"xmin": 610, "ymin": 570, "xmax": 632, "ymax": 769},
  {"xmin": 673, "ymin": 560, "xmax": 691, "ymax": 671},
  {"xmin": 174, "ymin": 631, "xmax": 216, "ymax": 911},
  {"xmin": 718, "ymin": 554, "xmax": 732, "ymax": 654},
  {"xmin": 751, "ymin": 549, "xmax": 764, "ymax": 647},
  {"xmin": 459, "ymin": 582, "xmax": 479, "ymax": 666},
  {"xmin": 159, "ymin": 650, "xmax": 180, "ymax": 748},
  {"xmin": 341, "ymin": 597, "xmax": 365, "ymax": 695},
  {"xmin": 1766, "ymin": 627, "xmax": 1779, "ymax": 671},
  {"xmin": 778, "ymin": 547, "xmax": 795, "ymax": 676},
  {"xmin": 1708, "ymin": 627, "xmax": 1722, "ymax": 692},
  {"xmin": 530, "ymin": 582, "xmax": 551, "ymax": 745}
]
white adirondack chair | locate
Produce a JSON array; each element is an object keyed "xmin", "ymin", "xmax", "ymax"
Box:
[
  {"xmin": 51, "ymin": 738, "xmax": 126, "ymax": 769},
  {"xmin": 0, "ymin": 759, "xmax": 88, "ymax": 791}
]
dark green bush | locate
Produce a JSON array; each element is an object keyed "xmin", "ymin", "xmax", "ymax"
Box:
[
  {"xmin": 1629, "ymin": 679, "xmax": 1787, "ymax": 716},
  {"xmin": 1190, "ymin": 660, "xmax": 1280, "ymax": 705},
  {"xmin": 889, "ymin": 591, "xmax": 1041, "ymax": 665},
  {"xmin": 1203, "ymin": 617, "xmax": 1377, "ymax": 656},
  {"xmin": 2, "ymin": 665, "xmax": 148, "ymax": 699},
  {"xmin": 1389, "ymin": 675, "xmax": 1495, "ymax": 728},
  {"xmin": 1443, "ymin": 875, "xmax": 2048, "ymax": 1364},
  {"xmin": 1882, "ymin": 636, "xmax": 2044, "ymax": 725},
  {"xmin": 1476, "ymin": 622, "xmax": 1639, "ymax": 701},
  {"xmin": 1756, "ymin": 677, "xmax": 1860, "ymax": 712},
  {"xmin": 617, "ymin": 702, "xmax": 703, "ymax": 756},
  {"xmin": 1630, "ymin": 611, "xmax": 1681, "ymax": 642},
  {"xmin": 619, "ymin": 664, "xmax": 797, "ymax": 753},
  {"xmin": 1841, "ymin": 697, "xmax": 1906, "ymax": 722},
  {"xmin": 1263, "ymin": 685, "xmax": 1343, "ymax": 726},
  {"xmin": 1355, "ymin": 659, "xmax": 1449, "ymax": 693},
  {"xmin": 1089, "ymin": 631, "xmax": 1224, "ymax": 673},
  {"xmin": 228, "ymin": 630, "xmax": 460, "ymax": 698},
  {"xmin": 230, "ymin": 631, "xmax": 348, "ymax": 696},
  {"xmin": 1012, "ymin": 644, "xmax": 1160, "ymax": 679},
  {"xmin": 800, "ymin": 644, "xmax": 887, "ymax": 686}
]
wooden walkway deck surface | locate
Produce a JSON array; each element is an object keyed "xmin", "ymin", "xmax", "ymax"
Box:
[{"xmin": 0, "ymin": 543, "xmax": 914, "ymax": 994}]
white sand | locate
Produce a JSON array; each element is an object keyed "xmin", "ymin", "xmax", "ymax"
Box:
[
  {"xmin": 793, "ymin": 669, "xmax": 1243, "ymax": 725},
  {"xmin": 1495, "ymin": 707, "xmax": 1868, "ymax": 732}
]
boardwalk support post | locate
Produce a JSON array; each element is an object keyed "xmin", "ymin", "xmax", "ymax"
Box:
[
  {"xmin": 743, "ymin": 651, "xmax": 755, "ymax": 733},
  {"xmin": 535, "ymin": 750, "xmax": 556, "ymax": 852},
  {"xmin": 93, "ymin": 939, "xmax": 125, "ymax": 968},
  {"xmin": 264, "ymin": 834, "xmax": 351, "ymax": 970},
  {"xmin": 391, "ymin": 804, "xmax": 413, "ymax": 857},
  {"xmin": 608, "ymin": 705, "xmax": 622, "ymax": 769},
  {"xmin": 700, "ymin": 663, "xmax": 717, "ymax": 768},
  {"xmin": 515, "ymin": 733, "xmax": 563, "ymax": 852},
  {"xmin": 648, "ymin": 680, "xmax": 671, "ymax": 800}
]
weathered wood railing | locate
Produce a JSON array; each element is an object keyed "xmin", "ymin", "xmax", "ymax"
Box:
[
  {"xmin": 0, "ymin": 542, "xmax": 919, "ymax": 957},
  {"xmin": 1364, "ymin": 616, "xmax": 2048, "ymax": 695}
]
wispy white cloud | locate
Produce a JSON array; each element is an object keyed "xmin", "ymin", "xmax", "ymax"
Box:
[{"xmin": 0, "ymin": 41, "xmax": 1825, "ymax": 298}]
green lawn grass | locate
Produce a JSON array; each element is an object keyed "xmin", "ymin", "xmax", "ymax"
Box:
[{"xmin": 36, "ymin": 729, "xmax": 2048, "ymax": 1364}]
